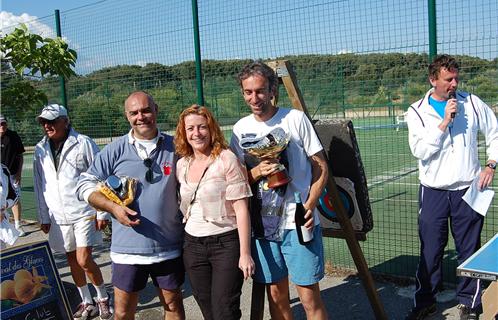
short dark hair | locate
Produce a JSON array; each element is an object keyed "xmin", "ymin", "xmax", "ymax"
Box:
[
  {"xmin": 237, "ymin": 60, "xmax": 278, "ymax": 91},
  {"xmin": 429, "ymin": 54, "xmax": 459, "ymax": 80}
]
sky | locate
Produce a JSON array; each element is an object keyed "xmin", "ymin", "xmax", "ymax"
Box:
[
  {"xmin": 1, "ymin": 0, "xmax": 99, "ymax": 20},
  {"xmin": 1, "ymin": 0, "xmax": 101, "ymax": 38},
  {"xmin": 1, "ymin": 0, "xmax": 496, "ymax": 75}
]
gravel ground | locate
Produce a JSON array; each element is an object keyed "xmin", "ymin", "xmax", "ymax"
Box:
[{"xmin": 11, "ymin": 221, "xmax": 469, "ymax": 319}]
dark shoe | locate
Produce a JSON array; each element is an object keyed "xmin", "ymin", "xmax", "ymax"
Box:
[
  {"xmin": 405, "ymin": 304, "xmax": 437, "ymax": 320},
  {"xmin": 457, "ymin": 304, "xmax": 479, "ymax": 320}
]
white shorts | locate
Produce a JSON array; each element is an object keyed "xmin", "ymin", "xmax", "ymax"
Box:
[
  {"xmin": 48, "ymin": 216, "xmax": 102, "ymax": 253},
  {"xmin": 12, "ymin": 180, "xmax": 21, "ymax": 198}
]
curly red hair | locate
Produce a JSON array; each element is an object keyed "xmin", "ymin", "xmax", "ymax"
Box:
[{"xmin": 174, "ymin": 104, "xmax": 228, "ymax": 159}]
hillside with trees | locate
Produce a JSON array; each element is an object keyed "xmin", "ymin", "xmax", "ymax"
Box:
[{"xmin": 2, "ymin": 53, "xmax": 497, "ymax": 145}]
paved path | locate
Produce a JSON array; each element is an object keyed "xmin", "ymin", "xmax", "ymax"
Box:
[{"xmin": 13, "ymin": 221, "xmax": 467, "ymax": 319}]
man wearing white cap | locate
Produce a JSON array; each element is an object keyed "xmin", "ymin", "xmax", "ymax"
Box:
[
  {"xmin": 33, "ymin": 104, "xmax": 113, "ymax": 320},
  {"xmin": 0, "ymin": 114, "xmax": 26, "ymax": 236}
]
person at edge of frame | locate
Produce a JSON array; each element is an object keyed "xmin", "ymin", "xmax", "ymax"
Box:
[
  {"xmin": 33, "ymin": 104, "xmax": 113, "ymax": 320},
  {"xmin": 0, "ymin": 114, "xmax": 26, "ymax": 236},
  {"xmin": 405, "ymin": 54, "xmax": 498, "ymax": 320},
  {"xmin": 0, "ymin": 164, "xmax": 20, "ymax": 249},
  {"xmin": 230, "ymin": 60, "xmax": 329, "ymax": 320},
  {"xmin": 76, "ymin": 91, "xmax": 185, "ymax": 320},
  {"xmin": 174, "ymin": 104, "xmax": 255, "ymax": 319}
]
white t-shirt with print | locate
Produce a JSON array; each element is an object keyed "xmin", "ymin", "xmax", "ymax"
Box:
[{"xmin": 230, "ymin": 107, "xmax": 323, "ymax": 229}]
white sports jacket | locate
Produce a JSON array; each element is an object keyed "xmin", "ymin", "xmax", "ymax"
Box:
[
  {"xmin": 33, "ymin": 128, "xmax": 102, "ymax": 224},
  {"xmin": 407, "ymin": 89, "xmax": 498, "ymax": 190}
]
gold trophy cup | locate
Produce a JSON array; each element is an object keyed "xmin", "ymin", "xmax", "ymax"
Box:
[{"xmin": 240, "ymin": 128, "xmax": 291, "ymax": 188}]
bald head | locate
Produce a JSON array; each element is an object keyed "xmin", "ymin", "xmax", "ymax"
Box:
[
  {"xmin": 124, "ymin": 91, "xmax": 159, "ymax": 140},
  {"xmin": 125, "ymin": 91, "xmax": 156, "ymax": 111}
]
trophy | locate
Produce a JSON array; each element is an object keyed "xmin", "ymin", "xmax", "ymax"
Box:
[{"xmin": 240, "ymin": 128, "xmax": 291, "ymax": 188}]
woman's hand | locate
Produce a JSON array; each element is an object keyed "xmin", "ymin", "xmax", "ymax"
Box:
[{"xmin": 239, "ymin": 254, "xmax": 255, "ymax": 280}]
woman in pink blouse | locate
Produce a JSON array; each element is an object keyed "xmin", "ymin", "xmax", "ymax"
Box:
[{"xmin": 174, "ymin": 105, "xmax": 255, "ymax": 320}]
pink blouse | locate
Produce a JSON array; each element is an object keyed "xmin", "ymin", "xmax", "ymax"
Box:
[{"xmin": 176, "ymin": 149, "xmax": 252, "ymax": 222}]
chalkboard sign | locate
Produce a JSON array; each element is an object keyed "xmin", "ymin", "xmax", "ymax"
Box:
[{"xmin": 1, "ymin": 241, "xmax": 72, "ymax": 320}]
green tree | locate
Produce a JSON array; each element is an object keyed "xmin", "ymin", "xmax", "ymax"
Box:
[{"xmin": 1, "ymin": 24, "xmax": 77, "ymax": 117}]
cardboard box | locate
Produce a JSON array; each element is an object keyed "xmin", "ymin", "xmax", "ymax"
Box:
[{"xmin": 482, "ymin": 281, "xmax": 498, "ymax": 320}]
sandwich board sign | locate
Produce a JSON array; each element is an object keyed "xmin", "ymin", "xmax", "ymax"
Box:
[{"xmin": 1, "ymin": 241, "xmax": 72, "ymax": 320}]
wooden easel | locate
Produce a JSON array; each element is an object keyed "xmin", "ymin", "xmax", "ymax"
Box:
[{"xmin": 249, "ymin": 60, "xmax": 387, "ymax": 319}]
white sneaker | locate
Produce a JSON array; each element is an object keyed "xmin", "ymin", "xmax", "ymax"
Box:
[
  {"xmin": 16, "ymin": 227, "xmax": 26, "ymax": 237},
  {"xmin": 95, "ymin": 295, "xmax": 113, "ymax": 320},
  {"xmin": 73, "ymin": 301, "xmax": 98, "ymax": 319}
]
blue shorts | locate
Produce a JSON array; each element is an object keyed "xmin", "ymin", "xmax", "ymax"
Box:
[
  {"xmin": 112, "ymin": 257, "xmax": 185, "ymax": 292},
  {"xmin": 252, "ymin": 225, "xmax": 324, "ymax": 286}
]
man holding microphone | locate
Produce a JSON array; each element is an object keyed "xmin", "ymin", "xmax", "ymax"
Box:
[{"xmin": 405, "ymin": 54, "xmax": 498, "ymax": 320}]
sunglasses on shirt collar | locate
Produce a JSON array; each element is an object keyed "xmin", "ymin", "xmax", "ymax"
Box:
[{"xmin": 144, "ymin": 158, "xmax": 153, "ymax": 183}]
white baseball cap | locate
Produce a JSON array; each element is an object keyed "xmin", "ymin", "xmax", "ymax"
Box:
[{"xmin": 37, "ymin": 104, "xmax": 68, "ymax": 121}]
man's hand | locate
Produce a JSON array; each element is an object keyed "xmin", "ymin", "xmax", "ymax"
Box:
[
  {"xmin": 88, "ymin": 191, "xmax": 140, "ymax": 227},
  {"xmin": 40, "ymin": 223, "xmax": 51, "ymax": 234},
  {"xmin": 95, "ymin": 219, "xmax": 110, "ymax": 231},
  {"xmin": 112, "ymin": 205, "xmax": 140, "ymax": 227},
  {"xmin": 478, "ymin": 165, "xmax": 495, "ymax": 190},
  {"xmin": 438, "ymin": 97, "xmax": 458, "ymax": 131},
  {"xmin": 249, "ymin": 158, "xmax": 281, "ymax": 183},
  {"xmin": 444, "ymin": 97, "xmax": 458, "ymax": 121},
  {"xmin": 303, "ymin": 207, "xmax": 315, "ymax": 229}
]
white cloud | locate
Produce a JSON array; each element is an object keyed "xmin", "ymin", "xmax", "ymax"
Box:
[{"xmin": 0, "ymin": 11, "xmax": 56, "ymax": 38}]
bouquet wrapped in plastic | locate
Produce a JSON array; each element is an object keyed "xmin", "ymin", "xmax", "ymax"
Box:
[{"xmin": 97, "ymin": 175, "xmax": 137, "ymax": 206}]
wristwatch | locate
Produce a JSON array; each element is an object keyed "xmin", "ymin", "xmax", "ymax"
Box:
[{"xmin": 486, "ymin": 162, "xmax": 497, "ymax": 170}]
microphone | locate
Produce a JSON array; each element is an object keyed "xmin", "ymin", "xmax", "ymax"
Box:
[{"xmin": 449, "ymin": 91, "xmax": 456, "ymax": 119}]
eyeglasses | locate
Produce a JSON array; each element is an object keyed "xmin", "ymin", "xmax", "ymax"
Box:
[
  {"xmin": 144, "ymin": 158, "xmax": 153, "ymax": 183},
  {"xmin": 39, "ymin": 118, "xmax": 60, "ymax": 126},
  {"xmin": 0, "ymin": 122, "xmax": 6, "ymax": 126}
]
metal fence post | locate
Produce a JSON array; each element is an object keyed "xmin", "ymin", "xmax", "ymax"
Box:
[
  {"xmin": 54, "ymin": 9, "xmax": 68, "ymax": 110},
  {"xmin": 428, "ymin": 0, "xmax": 437, "ymax": 62},
  {"xmin": 191, "ymin": 0, "xmax": 204, "ymax": 106}
]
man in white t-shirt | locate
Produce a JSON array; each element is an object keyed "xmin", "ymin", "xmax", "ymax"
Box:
[{"xmin": 230, "ymin": 61, "xmax": 329, "ymax": 320}]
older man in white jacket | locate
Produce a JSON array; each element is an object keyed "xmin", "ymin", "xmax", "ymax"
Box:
[{"xmin": 33, "ymin": 104, "xmax": 113, "ymax": 320}]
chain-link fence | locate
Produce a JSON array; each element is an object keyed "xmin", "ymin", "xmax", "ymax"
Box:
[{"xmin": 3, "ymin": 0, "xmax": 497, "ymax": 283}]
